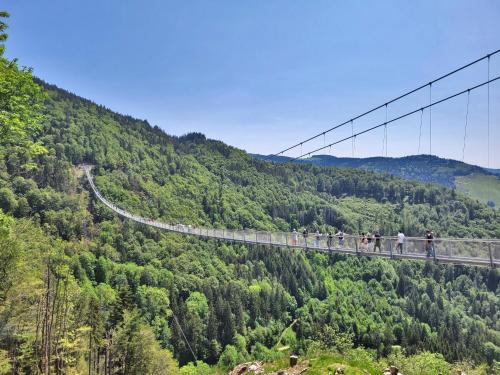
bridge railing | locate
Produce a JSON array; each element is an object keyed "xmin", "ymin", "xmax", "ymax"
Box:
[{"xmin": 188, "ymin": 227, "xmax": 499, "ymax": 266}]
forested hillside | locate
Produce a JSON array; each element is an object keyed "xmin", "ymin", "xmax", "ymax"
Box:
[
  {"xmin": 254, "ymin": 154, "xmax": 500, "ymax": 207},
  {"xmin": 1, "ymin": 14, "xmax": 499, "ymax": 374}
]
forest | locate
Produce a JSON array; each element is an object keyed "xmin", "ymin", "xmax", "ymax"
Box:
[
  {"xmin": 0, "ymin": 11, "xmax": 499, "ymax": 375},
  {"xmin": 256, "ymin": 153, "xmax": 496, "ymax": 189}
]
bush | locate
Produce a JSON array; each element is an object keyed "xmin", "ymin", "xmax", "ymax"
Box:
[{"xmin": 217, "ymin": 345, "xmax": 238, "ymax": 369}]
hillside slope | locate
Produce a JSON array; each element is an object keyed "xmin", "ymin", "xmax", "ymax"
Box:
[{"xmin": 254, "ymin": 154, "xmax": 500, "ymax": 207}]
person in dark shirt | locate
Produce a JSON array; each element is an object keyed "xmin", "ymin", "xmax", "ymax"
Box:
[
  {"xmin": 425, "ymin": 230, "xmax": 434, "ymax": 257},
  {"xmin": 373, "ymin": 231, "xmax": 382, "ymax": 252},
  {"xmin": 303, "ymin": 229, "xmax": 308, "ymax": 247},
  {"xmin": 327, "ymin": 232, "xmax": 333, "ymax": 249}
]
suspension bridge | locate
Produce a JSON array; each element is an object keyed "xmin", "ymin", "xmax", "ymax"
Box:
[
  {"xmin": 83, "ymin": 50, "xmax": 500, "ymax": 269},
  {"xmin": 83, "ymin": 165, "xmax": 499, "ymax": 268}
]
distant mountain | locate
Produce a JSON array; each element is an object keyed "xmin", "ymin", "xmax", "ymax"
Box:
[
  {"xmin": 486, "ymin": 167, "xmax": 500, "ymax": 175},
  {"xmin": 253, "ymin": 153, "xmax": 500, "ymax": 207}
]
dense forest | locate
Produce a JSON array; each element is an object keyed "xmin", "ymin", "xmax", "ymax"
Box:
[
  {"xmin": 254, "ymin": 154, "xmax": 492, "ymax": 188},
  {"xmin": 0, "ymin": 12, "xmax": 499, "ymax": 374},
  {"xmin": 254, "ymin": 153, "xmax": 500, "ymax": 206}
]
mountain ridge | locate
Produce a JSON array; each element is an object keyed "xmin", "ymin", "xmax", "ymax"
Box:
[{"xmin": 252, "ymin": 153, "xmax": 500, "ymax": 207}]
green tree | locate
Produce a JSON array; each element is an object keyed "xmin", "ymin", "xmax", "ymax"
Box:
[
  {"xmin": 0, "ymin": 11, "xmax": 9, "ymax": 56},
  {"xmin": 112, "ymin": 310, "xmax": 178, "ymax": 375},
  {"xmin": 0, "ymin": 11, "xmax": 46, "ymax": 170},
  {"xmin": 217, "ymin": 344, "xmax": 238, "ymax": 369}
]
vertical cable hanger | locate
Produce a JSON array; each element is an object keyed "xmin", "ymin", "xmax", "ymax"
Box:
[
  {"xmin": 487, "ymin": 55, "xmax": 490, "ymax": 168},
  {"xmin": 462, "ymin": 90, "xmax": 470, "ymax": 161},
  {"xmin": 418, "ymin": 108, "xmax": 424, "ymax": 154},
  {"xmin": 351, "ymin": 120, "xmax": 355, "ymax": 157},
  {"xmin": 381, "ymin": 128, "xmax": 386, "ymax": 156},
  {"xmin": 385, "ymin": 103, "xmax": 388, "ymax": 157},
  {"xmin": 487, "ymin": 55, "xmax": 491, "ymax": 205},
  {"xmin": 381, "ymin": 106, "xmax": 386, "ymax": 156},
  {"xmin": 429, "ymin": 83, "xmax": 432, "ymax": 157}
]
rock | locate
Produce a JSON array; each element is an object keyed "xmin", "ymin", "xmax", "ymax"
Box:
[
  {"xmin": 237, "ymin": 365, "xmax": 248, "ymax": 375},
  {"xmin": 334, "ymin": 365, "xmax": 345, "ymax": 374},
  {"xmin": 382, "ymin": 366, "xmax": 402, "ymax": 375},
  {"xmin": 228, "ymin": 362, "xmax": 264, "ymax": 375}
]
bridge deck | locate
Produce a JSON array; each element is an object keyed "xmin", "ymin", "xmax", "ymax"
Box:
[{"xmin": 83, "ymin": 166, "xmax": 500, "ymax": 268}]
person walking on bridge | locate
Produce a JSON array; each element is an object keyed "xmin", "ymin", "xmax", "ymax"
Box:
[
  {"xmin": 303, "ymin": 229, "xmax": 308, "ymax": 247},
  {"xmin": 336, "ymin": 230, "xmax": 345, "ymax": 246},
  {"xmin": 367, "ymin": 233, "xmax": 373, "ymax": 251},
  {"xmin": 327, "ymin": 232, "xmax": 333, "ymax": 249},
  {"xmin": 373, "ymin": 231, "xmax": 382, "ymax": 252},
  {"xmin": 360, "ymin": 233, "xmax": 368, "ymax": 252},
  {"xmin": 314, "ymin": 230, "xmax": 321, "ymax": 248},
  {"xmin": 425, "ymin": 230, "xmax": 435, "ymax": 258},
  {"xmin": 291, "ymin": 229, "xmax": 298, "ymax": 246},
  {"xmin": 396, "ymin": 230, "xmax": 405, "ymax": 254}
]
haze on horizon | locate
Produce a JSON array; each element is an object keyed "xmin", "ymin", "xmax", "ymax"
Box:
[{"xmin": 4, "ymin": 0, "xmax": 500, "ymax": 168}]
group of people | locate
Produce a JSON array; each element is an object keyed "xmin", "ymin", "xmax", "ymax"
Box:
[
  {"xmin": 291, "ymin": 229, "xmax": 345, "ymax": 249},
  {"xmin": 289, "ymin": 228, "xmax": 436, "ymax": 257},
  {"xmin": 359, "ymin": 231, "xmax": 384, "ymax": 252}
]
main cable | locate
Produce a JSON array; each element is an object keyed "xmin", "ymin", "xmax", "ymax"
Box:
[
  {"xmin": 290, "ymin": 76, "xmax": 500, "ymax": 160},
  {"xmin": 265, "ymin": 49, "xmax": 500, "ymax": 159}
]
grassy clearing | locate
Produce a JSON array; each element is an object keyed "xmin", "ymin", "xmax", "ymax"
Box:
[{"xmin": 455, "ymin": 174, "xmax": 500, "ymax": 207}]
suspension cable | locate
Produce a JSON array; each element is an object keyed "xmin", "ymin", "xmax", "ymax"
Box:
[
  {"xmin": 172, "ymin": 312, "xmax": 198, "ymax": 364},
  {"xmin": 418, "ymin": 108, "xmax": 424, "ymax": 154},
  {"xmin": 351, "ymin": 120, "xmax": 354, "ymax": 157},
  {"xmin": 462, "ymin": 90, "xmax": 470, "ymax": 161},
  {"xmin": 385, "ymin": 104, "xmax": 388, "ymax": 157},
  {"xmin": 381, "ymin": 124, "xmax": 386, "ymax": 156},
  {"xmin": 265, "ymin": 49, "xmax": 500, "ymax": 159},
  {"xmin": 290, "ymin": 76, "xmax": 500, "ymax": 160},
  {"xmin": 487, "ymin": 55, "xmax": 490, "ymax": 168},
  {"xmin": 429, "ymin": 83, "xmax": 432, "ymax": 156}
]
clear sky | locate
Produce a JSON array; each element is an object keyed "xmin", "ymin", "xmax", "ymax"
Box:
[{"xmin": 4, "ymin": 0, "xmax": 500, "ymax": 167}]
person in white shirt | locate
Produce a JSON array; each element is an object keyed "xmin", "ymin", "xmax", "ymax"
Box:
[
  {"xmin": 396, "ymin": 230, "xmax": 405, "ymax": 254},
  {"xmin": 336, "ymin": 230, "xmax": 345, "ymax": 246},
  {"xmin": 291, "ymin": 229, "xmax": 298, "ymax": 246},
  {"xmin": 314, "ymin": 230, "xmax": 321, "ymax": 248}
]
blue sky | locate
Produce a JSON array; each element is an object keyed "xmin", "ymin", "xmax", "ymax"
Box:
[{"xmin": 4, "ymin": 0, "xmax": 500, "ymax": 167}]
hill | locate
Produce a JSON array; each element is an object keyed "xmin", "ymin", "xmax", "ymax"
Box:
[
  {"xmin": 1, "ymin": 61, "xmax": 499, "ymax": 373},
  {"xmin": 253, "ymin": 154, "xmax": 500, "ymax": 207}
]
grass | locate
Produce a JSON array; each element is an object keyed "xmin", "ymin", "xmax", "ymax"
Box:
[
  {"xmin": 305, "ymin": 353, "xmax": 376, "ymax": 375},
  {"xmin": 262, "ymin": 350, "xmax": 381, "ymax": 375},
  {"xmin": 455, "ymin": 174, "xmax": 500, "ymax": 207}
]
